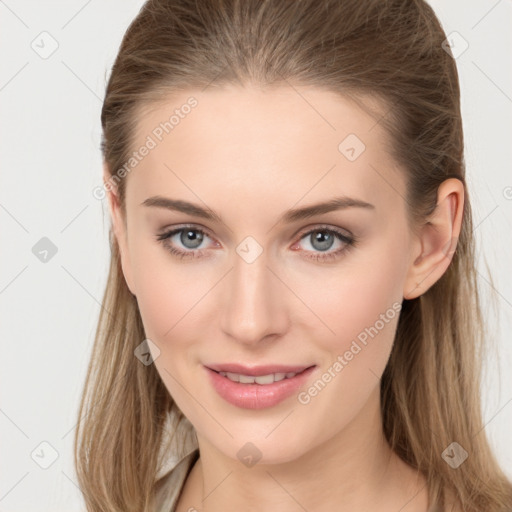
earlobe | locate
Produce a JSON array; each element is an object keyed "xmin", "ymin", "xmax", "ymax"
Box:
[
  {"xmin": 403, "ymin": 178, "xmax": 464, "ymax": 300},
  {"xmin": 103, "ymin": 164, "xmax": 137, "ymax": 296}
]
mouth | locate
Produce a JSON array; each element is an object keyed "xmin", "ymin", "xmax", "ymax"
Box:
[
  {"xmin": 205, "ymin": 362, "xmax": 315, "ymax": 378},
  {"xmin": 207, "ymin": 365, "xmax": 314, "ymax": 384},
  {"xmin": 204, "ymin": 364, "xmax": 317, "ymax": 410}
]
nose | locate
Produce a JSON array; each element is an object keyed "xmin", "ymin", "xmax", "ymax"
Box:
[{"xmin": 219, "ymin": 249, "xmax": 289, "ymax": 346}]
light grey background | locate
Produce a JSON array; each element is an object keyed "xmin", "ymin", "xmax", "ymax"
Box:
[{"xmin": 1, "ymin": 1, "xmax": 511, "ymax": 510}]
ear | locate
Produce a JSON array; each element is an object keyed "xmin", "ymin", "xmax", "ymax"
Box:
[
  {"xmin": 403, "ymin": 178, "xmax": 464, "ymax": 300},
  {"xmin": 103, "ymin": 163, "xmax": 137, "ymax": 296}
]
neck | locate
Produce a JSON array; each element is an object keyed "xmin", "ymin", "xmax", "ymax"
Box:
[{"xmin": 180, "ymin": 387, "xmax": 428, "ymax": 512}]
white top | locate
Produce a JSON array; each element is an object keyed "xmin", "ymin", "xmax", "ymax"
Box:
[
  {"xmin": 153, "ymin": 410, "xmax": 199, "ymax": 511},
  {"xmin": 153, "ymin": 447, "xmax": 200, "ymax": 512}
]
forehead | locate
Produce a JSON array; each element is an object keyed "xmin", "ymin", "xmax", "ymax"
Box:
[{"xmin": 125, "ymin": 84, "xmax": 406, "ymax": 218}]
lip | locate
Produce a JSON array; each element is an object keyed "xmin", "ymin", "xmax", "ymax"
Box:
[
  {"xmin": 205, "ymin": 363, "xmax": 314, "ymax": 376},
  {"xmin": 204, "ymin": 364, "xmax": 317, "ymax": 410}
]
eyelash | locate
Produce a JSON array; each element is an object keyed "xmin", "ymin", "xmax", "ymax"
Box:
[{"xmin": 155, "ymin": 224, "xmax": 357, "ymax": 262}]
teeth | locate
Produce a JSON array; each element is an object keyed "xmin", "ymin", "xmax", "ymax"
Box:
[{"xmin": 218, "ymin": 371, "xmax": 299, "ymax": 384}]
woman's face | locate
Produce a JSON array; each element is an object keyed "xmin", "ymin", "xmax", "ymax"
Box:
[{"xmin": 111, "ymin": 84, "xmax": 420, "ymax": 464}]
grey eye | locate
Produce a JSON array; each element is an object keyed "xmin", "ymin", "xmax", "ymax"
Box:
[
  {"xmin": 179, "ymin": 229, "xmax": 204, "ymax": 249},
  {"xmin": 308, "ymin": 231, "xmax": 336, "ymax": 252}
]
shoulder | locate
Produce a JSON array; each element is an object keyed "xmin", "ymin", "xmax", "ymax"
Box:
[{"xmin": 153, "ymin": 448, "xmax": 200, "ymax": 512}]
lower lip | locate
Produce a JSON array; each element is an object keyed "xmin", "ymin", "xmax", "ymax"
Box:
[{"xmin": 204, "ymin": 366, "xmax": 316, "ymax": 410}]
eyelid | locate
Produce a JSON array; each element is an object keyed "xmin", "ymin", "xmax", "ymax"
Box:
[
  {"xmin": 157, "ymin": 223, "xmax": 216, "ymax": 242},
  {"xmin": 294, "ymin": 223, "xmax": 353, "ymax": 241},
  {"xmin": 157, "ymin": 222, "xmax": 356, "ymax": 260},
  {"xmin": 158, "ymin": 223, "xmax": 353, "ymax": 244}
]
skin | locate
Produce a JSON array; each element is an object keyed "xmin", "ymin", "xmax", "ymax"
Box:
[{"xmin": 105, "ymin": 84, "xmax": 464, "ymax": 511}]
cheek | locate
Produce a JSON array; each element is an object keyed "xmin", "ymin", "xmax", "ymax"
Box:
[
  {"xmin": 290, "ymin": 240, "xmax": 407, "ymax": 438},
  {"xmin": 129, "ymin": 240, "xmax": 205, "ymax": 344},
  {"xmin": 290, "ymin": 232, "xmax": 408, "ymax": 366},
  {"xmin": 131, "ymin": 220, "xmax": 409, "ymax": 361}
]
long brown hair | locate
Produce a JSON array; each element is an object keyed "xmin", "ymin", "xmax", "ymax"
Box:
[{"xmin": 74, "ymin": 0, "xmax": 512, "ymax": 510}]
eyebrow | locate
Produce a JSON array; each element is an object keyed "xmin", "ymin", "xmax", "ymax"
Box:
[{"xmin": 141, "ymin": 195, "xmax": 375, "ymax": 224}]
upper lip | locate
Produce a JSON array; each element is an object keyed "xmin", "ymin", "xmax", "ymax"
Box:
[{"xmin": 205, "ymin": 363, "xmax": 315, "ymax": 376}]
